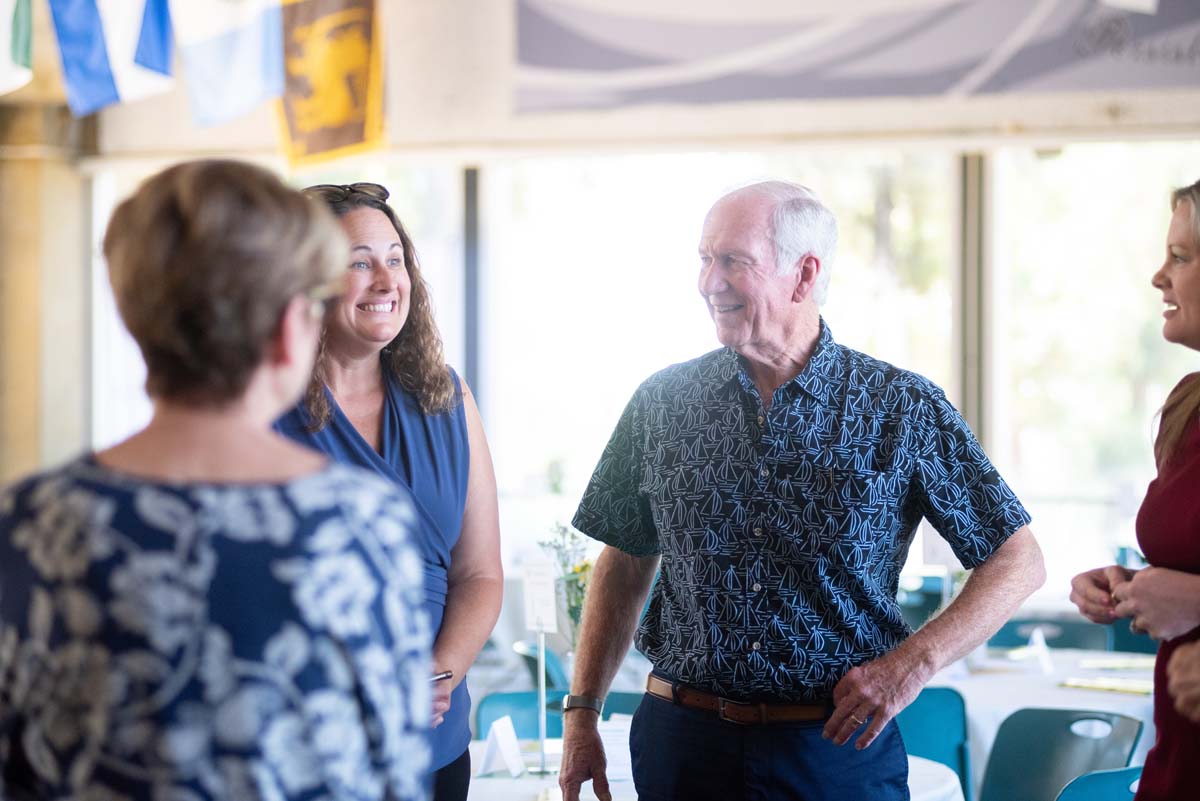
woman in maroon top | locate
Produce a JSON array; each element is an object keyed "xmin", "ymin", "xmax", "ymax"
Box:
[{"xmin": 1070, "ymin": 178, "xmax": 1200, "ymax": 801}]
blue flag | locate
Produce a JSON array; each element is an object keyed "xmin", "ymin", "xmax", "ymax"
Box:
[
  {"xmin": 48, "ymin": 0, "xmax": 172, "ymax": 116},
  {"xmin": 134, "ymin": 0, "xmax": 171, "ymax": 76}
]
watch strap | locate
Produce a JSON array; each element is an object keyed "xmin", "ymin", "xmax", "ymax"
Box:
[{"xmin": 561, "ymin": 694, "xmax": 604, "ymax": 714}]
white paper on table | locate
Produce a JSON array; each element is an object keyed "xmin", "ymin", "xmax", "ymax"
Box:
[
  {"xmin": 942, "ymin": 659, "xmax": 971, "ymax": 680},
  {"xmin": 523, "ymin": 563, "xmax": 559, "ymax": 634},
  {"xmin": 476, "ymin": 715, "xmax": 526, "ymax": 778},
  {"xmin": 1028, "ymin": 627, "xmax": 1055, "ymax": 676},
  {"xmin": 597, "ymin": 714, "xmax": 634, "ymax": 781}
]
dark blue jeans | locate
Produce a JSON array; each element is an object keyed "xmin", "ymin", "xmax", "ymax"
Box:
[{"xmin": 629, "ymin": 693, "xmax": 910, "ymax": 801}]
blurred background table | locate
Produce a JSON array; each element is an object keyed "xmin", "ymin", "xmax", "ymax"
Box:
[{"xmin": 466, "ymin": 739, "xmax": 965, "ymax": 801}]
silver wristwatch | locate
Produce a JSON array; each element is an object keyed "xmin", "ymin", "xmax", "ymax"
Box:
[{"xmin": 561, "ymin": 694, "xmax": 604, "ymax": 714}]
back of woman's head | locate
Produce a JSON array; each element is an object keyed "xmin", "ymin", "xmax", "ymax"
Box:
[{"xmin": 104, "ymin": 160, "xmax": 347, "ymax": 406}]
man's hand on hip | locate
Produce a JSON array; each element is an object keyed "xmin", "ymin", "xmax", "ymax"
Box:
[
  {"xmin": 559, "ymin": 712, "xmax": 611, "ymax": 801},
  {"xmin": 823, "ymin": 648, "xmax": 930, "ymax": 750}
]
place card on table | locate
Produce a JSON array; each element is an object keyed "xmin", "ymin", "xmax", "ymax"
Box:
[{"xmin": 477, "ymin": 714, "xmax": 526, "ymax": 778}]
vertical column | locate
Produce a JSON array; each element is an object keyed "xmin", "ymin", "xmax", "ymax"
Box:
[
  {"xmin": 957, "ymin": 152, "xmax": 991, "ymax": 448},
  {"xmin": 0, "ymin": 104, "xmax": 92, "ymax": 483},
  {"xmin": 463, "ymin": 165, "xmax": 480, "ymax": 408}
]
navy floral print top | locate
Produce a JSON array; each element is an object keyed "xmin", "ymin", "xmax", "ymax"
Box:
[
  {"xmin": 0, "ymin": 457, "xmax": 430, "ymax": 800},
  {"xmin": 574, "ymin": 320, "xmax": 1030, "ymax": 702}
]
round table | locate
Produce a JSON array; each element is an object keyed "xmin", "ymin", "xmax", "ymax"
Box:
[{"xmin": 466, "ymin": 739, "xmax": 964, "ymax": 801}]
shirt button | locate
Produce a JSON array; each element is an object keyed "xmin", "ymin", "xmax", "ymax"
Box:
[
  {"xmin": 753, "ymin": 527, "xmax": 763, "ymax": 537},
  {"xmin": 752, "ymin": 582, "xmax": 762, "ymax": 592},
  {"xmin": 759, "ymin": 466, "xmax": 769, "ymax": 478},
  {"xmin": 751, "ymin": 641, "xmax": 761, "ymax": 651},
  {"xmin": 757, "ymin": 415, "xmax": 765, "ymax": 426}
]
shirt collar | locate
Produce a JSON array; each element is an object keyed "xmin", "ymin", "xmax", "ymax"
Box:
[{"xmin": 721, "ymin": 318, "xmax": 842, "ymax": 406}]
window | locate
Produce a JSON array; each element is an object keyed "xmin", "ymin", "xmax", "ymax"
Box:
[
  {"xmin": 990, "ymin": 142, "xmax": 1200, "ymax": 600},
  {"xmin": 481, "ymin": 150, "xmax": 955, "ymax": 561}
]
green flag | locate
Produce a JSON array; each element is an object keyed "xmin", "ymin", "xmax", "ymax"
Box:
[{"xmin": 0, "ymin": 0, "xmax": 31, "ymax": 96}]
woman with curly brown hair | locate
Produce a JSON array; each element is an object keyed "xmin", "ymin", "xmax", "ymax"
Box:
[{"xmin": 275, "ymin": 182, "xmax": 502, "ymax": 801}]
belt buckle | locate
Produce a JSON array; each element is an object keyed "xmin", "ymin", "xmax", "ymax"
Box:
[{"xmin": 717, "ymin": 696, "xmax": 765, "ymax": 726}]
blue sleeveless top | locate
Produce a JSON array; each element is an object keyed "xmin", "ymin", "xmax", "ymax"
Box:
[{"xmin": 275, "ymin": 367, "xmax": 471, "ymax": 769}]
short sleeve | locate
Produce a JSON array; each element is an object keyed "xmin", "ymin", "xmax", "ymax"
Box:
[
  {"xmin": 912, "ymin": 391, "xmax": 1031, "ymax": 569},
  {"xmin": 572, "ymin": 390, "xmax": 660, "ymax": 557}
]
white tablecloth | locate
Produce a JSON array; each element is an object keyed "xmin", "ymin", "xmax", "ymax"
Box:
[
  {"xmin": 467, "ymin": 740, "xmax": 963, "ymax": 801},
  {"xmin": 928, "ymin": 648, "xmax": 1156, "ymax": 797}
]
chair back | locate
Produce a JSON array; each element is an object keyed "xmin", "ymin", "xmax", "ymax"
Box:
[
  {"xmin": 1109, "ymin": 618, "xmax": 1158, "ymax": 654},
  {"xmin": 512, "ymin": 640, "xmax": 572, "ymax": 689},
  {"xmin": 475, "ymin": 690, "xmax": 568, "ymax": 740},
  {"xmin": 896, "ymin": 574, "xmax": 946, "ymax": 631},
  {"xmin": 989, "ymin": 618, "xmax": 1112, "ymax": 650},
  {"xmin": 1055, "ymin": 766, "xmax": 1142, "ymax": 801},
  {"xmin": 896, "ymin": 687, "xmax": 972, "ymax": 801},
  {"xmin": 979, "ymin": 708, "xmax": 1143, "ymax": 801},
  {"xmin": 601, "ymin": 691, "xmax": 644, "ymax": 717},
  {"xmin": 475, "ymin": 690, "xmax": 646, "ymax": 740}
]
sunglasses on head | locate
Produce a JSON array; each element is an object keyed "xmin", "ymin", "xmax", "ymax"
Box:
[{"xmin": 304, "ymin": 182, "xmax": 390, "ymax": 203}]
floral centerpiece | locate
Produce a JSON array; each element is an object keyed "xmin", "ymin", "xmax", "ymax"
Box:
[{"xmin": 538, "ymin": 522, "xmax": 593, "ymax": 649}]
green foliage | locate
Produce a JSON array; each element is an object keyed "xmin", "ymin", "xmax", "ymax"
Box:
[{"xmin": 538, "ymin": 522, "xmax": 593, "ymax": 647}]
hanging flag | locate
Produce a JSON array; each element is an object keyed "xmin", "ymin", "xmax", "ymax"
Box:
[
  {"xmin": 278, "ymin": 0, "xmax": 383, "ymax": 167},
  {"xmin": 134, "ymin": 0, "xmax": 172, "ymax": 76},
  {"xmin": 47, "ymin": 0, "xmax": 173, "ymax": 116},
  {"xmin": 0, "ymin": 0, "xmax": 31, "ymax": 96},
  {"xmin": 169, "ymin": 0, "xmax": 284, "ymax": 127}
]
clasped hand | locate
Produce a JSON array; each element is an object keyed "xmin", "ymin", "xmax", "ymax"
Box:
[{"xmin": 1071, "ymin": 565, "xmax": 1200, "ymax": 641}]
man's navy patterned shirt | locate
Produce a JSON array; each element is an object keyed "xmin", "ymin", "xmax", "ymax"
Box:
[{"xmin": 573, "ymin": 320, "xmax": 1031, "ymax": 703}]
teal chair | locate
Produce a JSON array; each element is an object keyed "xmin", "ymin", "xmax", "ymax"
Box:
[
  {"xmin": 895, "ymin": 687, "xmax": 972, "ymax": 801},
  {"xmin": 512, "ymin": 640, "xmax": 572, "ymax": 689},
  {"xmin": 989, "ymin": 619, "xmax": 1112, "ymax": 650},
  {"xmin": 601, "ymin": 691, "xmax": 644, "ymax": 717},
  {"xmin": 475, "ymin": 690, "xmax": 645, "ymax": 739},
  {"xmin": 1109, "ymin": 619, "xmax": 1158, "ymax": 654},
  {"xmin": 476, "ymin": 689, "xmax": 568, "ymax": 739},
  {"xmin": 896, "ymin": 575, "xmax": 945, "ymax": 631},
  {"xmin": 979, "ymin": 708, "xmax": 1143, "ymax": 801},
  {"xmin": 1056, "ymin": 766, "xmax": 1142, "ymax": 801}
]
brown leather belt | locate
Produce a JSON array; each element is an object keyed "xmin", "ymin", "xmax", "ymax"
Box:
[{"xmin": 645, "ymin": 674, "xmax": 831, "ymax": 726}]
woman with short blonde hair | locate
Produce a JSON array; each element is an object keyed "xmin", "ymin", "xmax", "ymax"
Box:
[
  {"xmin": 1071, "ymin": 178, "xmax": 1200, "ymax": 801},
  {"xmin": 0, "ymin": 160, "xmax": 431, "ymax": 801}
]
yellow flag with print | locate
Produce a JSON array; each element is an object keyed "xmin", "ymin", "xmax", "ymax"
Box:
[{"xmin": 278, "ymin": 0, "xmax": 382, "ymax": 167}]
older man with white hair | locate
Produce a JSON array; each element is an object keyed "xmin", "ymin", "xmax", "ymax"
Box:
[{"xmin": 558, "ymin": 181, "xmax": 1045, "ymax": 801}]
